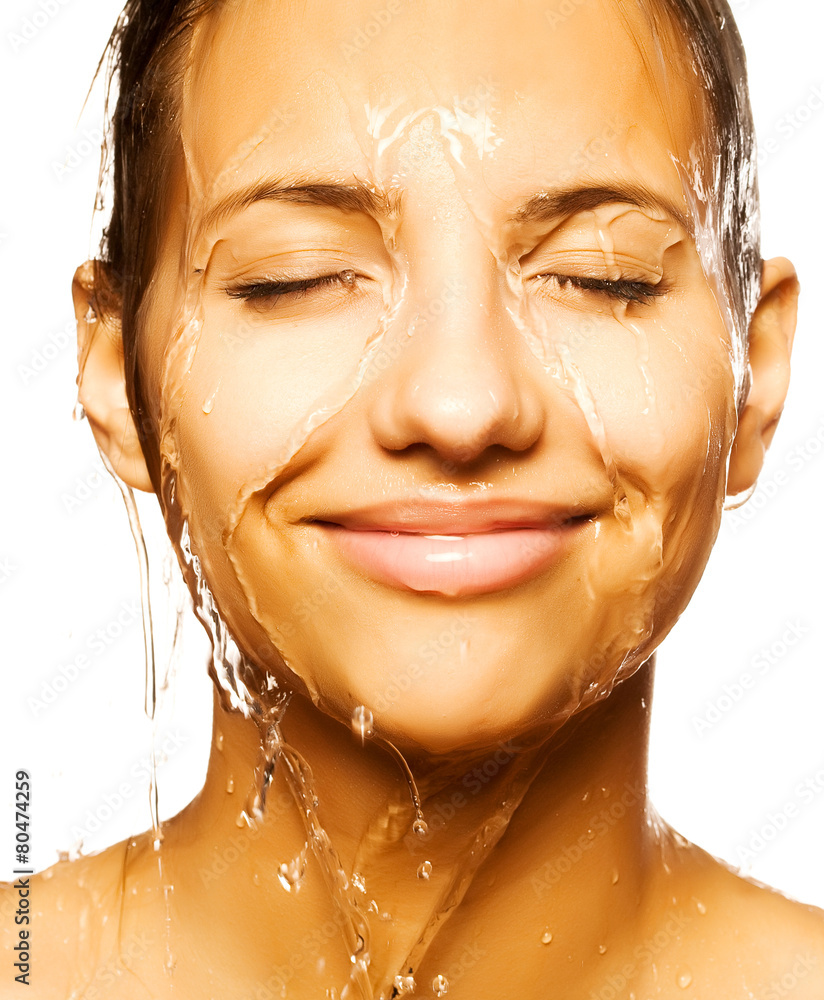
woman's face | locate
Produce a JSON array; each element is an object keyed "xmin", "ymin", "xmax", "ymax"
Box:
[{"xmin": 139, "ymin": 0, "xmax": 737, "ymax": 753}]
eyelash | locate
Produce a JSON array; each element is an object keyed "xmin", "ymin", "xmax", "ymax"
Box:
[
  {"xmin": 535, "ymin": 273, "xmax": 667, "ymax": 304},
  {"xmin": 227, "ymin": 270, "xmax": 358, "ymax": 303},
  {"xmin": 225, "ymin": 269, "xmax": 667, "ymax": 307}
]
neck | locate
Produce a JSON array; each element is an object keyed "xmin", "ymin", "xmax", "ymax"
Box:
[{"xmin": 174, "ymin": 661, "xmax": 659, "ymax": 996}]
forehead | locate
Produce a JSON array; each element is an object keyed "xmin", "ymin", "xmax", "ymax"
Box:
[{"xmin": 182, "ymin": 0, "xmax": 699, "ymax": 214}]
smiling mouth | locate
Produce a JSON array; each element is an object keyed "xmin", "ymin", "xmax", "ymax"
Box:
[{"xmin": 314, "ymin": 517, "xmax": 592, "ymax": 597}]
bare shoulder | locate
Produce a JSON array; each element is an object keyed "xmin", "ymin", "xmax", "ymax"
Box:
[
  {"xmin": 0, "ymin": 840, "xmax": 154, "ymax": 999},
  {"xmin": 714, "ymin": 865, "xmax": 824, "ymax": 997},
  {"xmin": 664, "ymin": 834, "xmax": 824, "ymax": 998}
]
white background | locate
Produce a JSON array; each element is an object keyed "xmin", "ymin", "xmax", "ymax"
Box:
[{"xmin": 0, "ymin": 0, "xmax": 822, "ymax": 908}]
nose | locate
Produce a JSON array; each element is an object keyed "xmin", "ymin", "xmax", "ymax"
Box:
[{"xmin": 367, "ymin": 268, "xmax": 548, "ymax": 466}]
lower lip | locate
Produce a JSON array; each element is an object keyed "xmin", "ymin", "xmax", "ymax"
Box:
[{"xmin": 321, "ymin": 523, "xmax": 584, "ymax": 597}]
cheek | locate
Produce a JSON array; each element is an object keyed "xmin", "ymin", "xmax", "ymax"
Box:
[
  {"xmin": 556, "ymin": 303, "xmax": 737, "ymax": 487},
  {"xmin": 164, "ymin": 305, "xmax": 379, "ymax": 538}
]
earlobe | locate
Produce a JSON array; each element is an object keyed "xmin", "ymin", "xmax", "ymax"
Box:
[
  {"xmin": 726, "ymin": 257, "xmax": 799, "ymax": 499},
  {"xmin": 73, "ymin": 261, "xmax": 154, "ymax": 493}
]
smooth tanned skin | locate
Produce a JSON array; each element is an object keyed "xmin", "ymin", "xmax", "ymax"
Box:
[{"xmin": 3, "ymin": 0, "xmax": 822, "ymax": 997}]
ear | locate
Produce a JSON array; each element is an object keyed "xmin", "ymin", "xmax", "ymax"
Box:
[
  {"xmin": 73, "ymin": 261, "xmax": 154, "ymax": 493},
  {"xmin": 726, "ymin": 257, "xmax": 799, "ymax": 499}
]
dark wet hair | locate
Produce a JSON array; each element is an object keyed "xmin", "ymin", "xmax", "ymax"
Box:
[{"xmin": 95, "ymin": 0, "xmax": 759, "ymax": 477}]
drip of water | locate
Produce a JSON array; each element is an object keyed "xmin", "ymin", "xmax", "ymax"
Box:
[
  {"xmin": 98, "ymin": 451, "xmax": 179, "ymax": 976},
  {"xmin": 277, "ymin": 843, "xmax": 309, "ymax": 893},
  {"xmin": 432, "ymin": 973, "xmax": 449, "ymax": 996},
  {"xmin": 392, "ymin": 746, "xmax": 543, "ymax": 992},
  {"xmin": 351, "ymin": 705, "xmax": 375, "ymax": 744},
  {"xmin": 379, "ymin": 738, "xmax": 427, "ymax": 835},
  {"xmin": 416, "ymin": 861, "xmax": 433, "ymax": 880},
  {"xmin": 540, "ymin": 929, "xmax": 553, "ymax": 945},
  {"xmin": 348, "ymin": 705, "xmax": 428, "ymax": 838},
  {"xmin": 266, "ymin": 723, "xmax": 373, "ymax": 999},
  {"xmin": 676, "ymin": 970, "xmax": 693, "ymax": 989},
  {"xmin": 392, "ymin": 974, "xmax": 416, "ymax": 996}
]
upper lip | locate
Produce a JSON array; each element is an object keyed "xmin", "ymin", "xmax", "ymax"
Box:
[{"xmin": 310, "ymin": 498, "xmax": 596, "ymax": 534}]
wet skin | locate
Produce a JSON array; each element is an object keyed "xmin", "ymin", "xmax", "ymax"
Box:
[{"xmin": 4, "ymin": 0, "xmax": 822, "ymax": 997}]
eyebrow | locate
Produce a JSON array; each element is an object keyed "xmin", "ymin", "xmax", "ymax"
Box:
[
  {"xmin": 511, "ymin": 183, "xmax": 691, "ymax": 233},
  {"xmin": 199, "ymin": 177, "xmax": 690, "ymax": 234},
  {"xmin": 200, "ymin": 178, "xmax": 403, "ymax": 232}
]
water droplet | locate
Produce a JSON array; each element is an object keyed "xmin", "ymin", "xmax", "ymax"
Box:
[
  {"xmin": 598, "ymin": 944, "xmax": 607, "ymax": 955},
  {"xmin": 393, "ymin": 975, "xmax": 415, "ymax": 995},
  {"xmin": 226, "ymin": 776, "xmax": 235, "ymax": 794},
  {"xmin": 417, "ymin": 860, "xmax": 433, "ymax": 880},
  {"xmin": 695, "ymin": 899, "xmax": 707, "ymax": 915},
  {"xmin": 413, "ymin": 818, "xmax": 429, "ymax": 837},
  {"xmin": 351, "ymin": 705, "xmax": 374, "ymax": 744},
  {"xmin": 541, "ymin": 929, "xmax": 553, "ymax": 945},
  {"xmin": 202, "ymin": 395, "xmax": 215, "ymax": 415},
  {"xmin": 340, "ymin": 269, "xmax": 356, "ymax": 285},
  {"xmin": 380, "ymin": 911, "xmax": 392, "ymax": 921},
  {"xmin": 677, "ymin": 971, "xmax": 692, "ymax": 989},
  {"xmin": 611, "ymin": 869, "xmax": 620, "ymax": 885},
  {"xmin": 215, "ymin": 731, "xmax": 224, "ymax": 751},
  {"xmin": 581, "ymin": 791, "xmax": 591, "ymax": 804},
  {"xmin": 432, "ymin": 974, "xmax": 449, "ymax": 996},
  {"xmin": 352, "ymin": 872, "xmax": 367, "ymax": 893},
  {"xmin": 277, "ymin": 848, "xmax": 308, "ymax": 893}
]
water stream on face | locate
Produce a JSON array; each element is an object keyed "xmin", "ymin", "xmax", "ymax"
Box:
[{"xmin": 97, "ymin": 456, "xmax": 556, "ymax": 998}]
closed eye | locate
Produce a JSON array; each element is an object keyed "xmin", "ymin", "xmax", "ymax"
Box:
[
  {"xmin": 535, "ymin": 273, "xmax": 668, "ymax": 304},
  {"xmin": 227, "ymin": 269, "xmax": 360, "ymax": 304}
]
